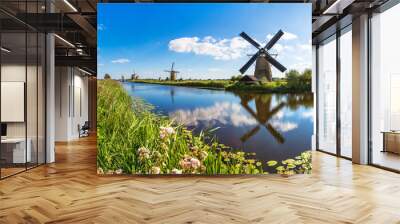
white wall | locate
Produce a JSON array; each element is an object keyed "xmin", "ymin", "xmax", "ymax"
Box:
[
  {"xmin": 54, "ymin": 67, "xmax": 89, "ymax": 141},
  {"xmin": 1, "ymin": 62, "xmax": 46, "ymax": 164},
  {"xmin": 340, "ymin": 30, "xmax": 353, "ymax": 158},
  {"xmin": 311, "ymin": 45, "xmax": 317, "ymax": 150},
  {"xmin": 0, "ymin": 65, "xmax": 39, "ymax": 138},
  {"xmin": 55, "ymin": 66, "xmax": 70, "ymax": 141},
  {"xmin": 317, "ymin": 37, "xmax": 337, "ymax": 154}
]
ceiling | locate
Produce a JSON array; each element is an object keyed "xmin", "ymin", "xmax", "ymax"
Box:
[
  {"xmin": 0, "ymin": 0, "xmax": 97, "ymax": 75},
  {"xmin": 1, "ymin": 0, "xmax": 395, "ymax": 74},
  {"xmin": 311, "ymin": 0, "xmax": 391, "ymax": 43}
]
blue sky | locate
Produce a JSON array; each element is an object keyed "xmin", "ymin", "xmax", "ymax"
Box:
[{"xmin": 98, "ymin": 4, "xmax": 311, "ymax": 79}]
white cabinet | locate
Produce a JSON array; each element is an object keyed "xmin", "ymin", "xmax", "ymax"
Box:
[{"xmin": 1, "ymin": 138, "xmax": 32, "ymax": 163}]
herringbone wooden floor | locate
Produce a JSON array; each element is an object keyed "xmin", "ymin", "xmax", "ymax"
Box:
[{"xmin": 1, "ymin": 136, "xmax": 400, "ymax": 224}]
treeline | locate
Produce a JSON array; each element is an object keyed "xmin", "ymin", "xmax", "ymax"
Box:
[
  {"xmin": 285, "ymin": 69, "xmax": 312, "ymax": 92},
  {"xmin": 103, "ymin": 68, "xmax": 312, "ymax": 93},
  {"xmin": 229, "ymin": 68, "xmax": 311, "ymax": 92}
]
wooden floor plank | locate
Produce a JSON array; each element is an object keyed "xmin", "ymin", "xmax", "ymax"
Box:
[{"xmin": 0, "ymin": 135, "xmax": 400, "ymax": 223}]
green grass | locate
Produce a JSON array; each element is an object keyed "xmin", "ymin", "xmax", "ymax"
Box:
[
  {"xmin": 131, "ymin": 79, "xmax": 228, "ymax": 89},
  {"xmin": 129, "ymin": 79, "xmax": 311, "ymax": 93},
  {"xmin": 97, "ymin": 80, "xmax": 312, "ymax": 175}
]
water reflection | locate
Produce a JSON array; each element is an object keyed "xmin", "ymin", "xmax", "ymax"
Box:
[
  {"xmin": 238, "ymin": 93, "xmax": 286, "ymax": 144},
  {"xmin": 170, "ymin": 102, "xmax": 258, "ymax": 127},
  {"xmin": 169, "ymin": 92, "xmax": 305, "ymax": 145},
  {"xmin": 170, "ymin": 89, "xmax": 175, "ymax": 104},
  {"xmin": 125, "ymin": 82, "xmax": 313, "ymax": 164}
]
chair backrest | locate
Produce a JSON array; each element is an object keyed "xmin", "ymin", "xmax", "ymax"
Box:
[{"xmin": 82, "ymin": 121, "xmax": 90, "ymax": 129}]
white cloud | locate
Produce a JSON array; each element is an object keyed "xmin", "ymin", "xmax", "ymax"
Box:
[
  {"xmin": 297, "ymin": 43, "xmax": 311, "ymax": 51},
  {"xmin": 282, "ymin": 32, "xmax": 298, "ymax": 40},
  {"xmin": 168, "ymin": 36, "xmax": 250, "ymax": 60},
  {"xmin": 169, "ymin": 102, "xmax": 257, "ymax": 127},
  {"xmin": 301, "ymin": 111, "xmax": 314, "ymax": 122},
  {"xmin": 208, "ymin": 68, "xmax": 222, "ymax": 72},
  {"xmin": 267, "ymin": 31, "xmax": 298, "ymax": 41},
  {"xmin": 169, "ymin": 101, "xmax": 298, "ymax": 133},
  {"xmin": 111, "ymin": 58, "xmax": 130, "ymax": 64},
  {"xmin": 203, "ymin": 36, "xmax": 216, "ymax": 43},
  {"xmin": 98, "ymin": 63, "xmax": 104, "ymax": 67},
  {"xmin": 270, "ymin": 44, "xmax": 294, "ymax": 55},
  {"xmin": 98, "ymin": 24, "xmax": 105, "ymax": 31},
  {"xmin": 270, "ymin": 120, "xmax": 298, "ymax": 132},
  {"xmin": 289, "ymin": 62, "xmax": 312, "ymax": 72}
]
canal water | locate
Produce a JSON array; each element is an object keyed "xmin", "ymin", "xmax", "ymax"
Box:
[{"xmin": 123, "ymin": 82, "xmax": 313, "ymax": 167}]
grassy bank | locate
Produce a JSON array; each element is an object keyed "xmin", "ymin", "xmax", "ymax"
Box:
[
  {"xmin": 97, "ymin": 80, "xmax": 312, "ymax": 175},
  {"xmin": 130, "ymin": 79, "xmax": 228, "ymax": 90},
  {"xmin": 129, "ymin": 79, "xmax": 310, "ymax": 93}
]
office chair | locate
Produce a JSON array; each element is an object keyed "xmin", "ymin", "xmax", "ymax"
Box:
[{"xmin": 79, "ymin": 121, "xmax": 90, "ymax": 138}]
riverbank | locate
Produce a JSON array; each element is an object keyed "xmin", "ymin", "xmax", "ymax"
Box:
[
  {"xmin": 129, "ymin": 79, "xmax": 311, "ymax": 93},
  {"xmin": 97, "ymin": 80, "xmax": 312, "ymax": 175}
]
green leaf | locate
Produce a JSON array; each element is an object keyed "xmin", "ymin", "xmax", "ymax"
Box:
[{"xmin": 276, "ymin": 166, "xmax": 285, "ymax": 171}]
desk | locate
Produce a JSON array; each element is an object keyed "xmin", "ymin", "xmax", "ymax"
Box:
[
  {"xmin": 382, "ymin": 131, "xmax": 400, "ymax": 154},
  {"xmin": 1, "ymin": 138, "xmax": 31, "ymax": 163}
]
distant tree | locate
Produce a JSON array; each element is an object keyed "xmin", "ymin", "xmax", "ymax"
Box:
[
  {"xmin": 285, "ymin": 69, "xmax": 311, "ymax": 91},
  {"xmin": 230, "ymin": 74, "xmax": 243, "ymax": 82},
  {"xmin": 300, "ymin": 69, "xmax": 312, "ymax": 86},
  {"xmin": 121, "ymin": 75, "xmax": 125, "ymax": 82},
  {"xmin": 104, "ymin": 73, "xmax": 111, "ymax": 79},
  {"xmin": 286, "ymin": 69, "xmax": 301, "ymax": 80}
]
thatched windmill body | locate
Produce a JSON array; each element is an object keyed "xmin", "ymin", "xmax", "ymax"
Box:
[
  {"xmin": 164, "ymin": 62, "xmax": 179, "ymax": 81},
  {"xmin": 131, "ymin": 70, "xmax": 139, "ymax": 80},
  {"xmin": 239, "ymin": 30, "xmax": 287, "ymax": 82}
]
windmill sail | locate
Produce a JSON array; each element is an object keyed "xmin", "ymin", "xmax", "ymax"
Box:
[{"xmin": 239, "ymin": 30, "xmax": 287, "ymax": 82}]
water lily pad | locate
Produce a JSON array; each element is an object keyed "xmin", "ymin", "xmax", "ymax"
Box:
[{"xmin": 267, "ymin": 160, "xmax": 278, "ymax": 166}]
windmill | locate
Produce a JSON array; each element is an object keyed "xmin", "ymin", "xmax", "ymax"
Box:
[
  {"xmin": 164, "ymin": 62, "xmax": 179, "ymax": 81},
  {"xmin": 239, "ymin": 30, "xmax": 287, "ymax": 82},
  {"xmin": 131, "ymin": 69, "xmax": 138, "ymax": 80}
]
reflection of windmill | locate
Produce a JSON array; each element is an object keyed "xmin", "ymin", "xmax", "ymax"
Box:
[
  {"xmin": 239, "ymin": 30, "xmax": 287, "ymax": 82},
  {"xmin": 239, "ymin": 94, "xmax": 286, "ymax": 144},
  {"xmin": 170, "ymin": 88, "xmax": 175, "ymax": 104},
  {"xmin": 164, "ymin": 62, "xmax": 179, "ymax": 81}
]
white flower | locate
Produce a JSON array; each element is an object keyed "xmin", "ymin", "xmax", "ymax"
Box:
[
  {"xmin": 115, "ymin": 169, "xmax": 123, "ymax": 175},
  {"xmin": 97, "ymin": 167, "xmax": 104, "ymax": 174},
  {"xmin": 151, "ymin": 167, "xmax": 161, "ymax": 174},
  {"xmin": 159, "ymin": 126, "xmax": 175, "ymax": 139},
  {"xmin": 190, "ymin": 158, "xmax": 201, "ymax": 169},
  {"xmin": 165, "ymin": 127, "xmax": 175, "ymax": 135},
  {"xmin": 138, "ymin": 147, "xmax": 150, "ymax": 160},
  {"xmin": 179, "ymin": 159, "xmax": 192, "ymax": 170},
  {"xmin": 160, "ymin": 132, "xmax": 166, "ymax": 139},
  {"xmin": 171, "ymin": 168, "xmax": 182, "ymax": 174}
]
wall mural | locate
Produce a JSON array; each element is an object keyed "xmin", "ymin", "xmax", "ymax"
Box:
[{"xmin": 97, "ymin": 3, "xmax": 313, "ymax": 175}]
